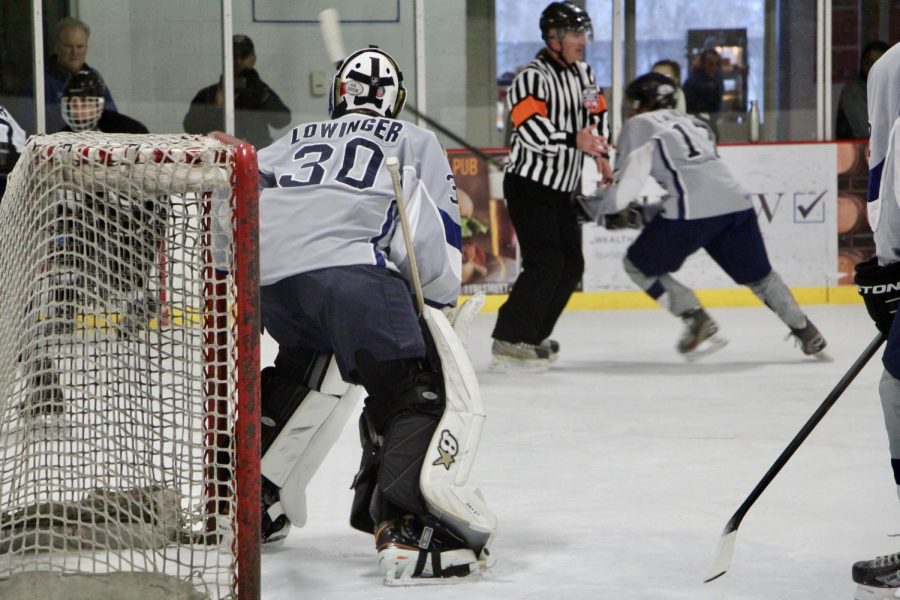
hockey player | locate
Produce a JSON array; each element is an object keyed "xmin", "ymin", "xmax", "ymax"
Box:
[
  {"xmin": 56, "ymin": 69, "xmax": 161, "ymax": 333},
  {"xmin": 849, "ymin": 41, "xmax": 900, "ymax": 598},
  {"xmin": 60, "ymin": 69, "xmax": 147, "ymax": 134},
  {"xmin": 212, "ymin": 46, "xmax": 495, "ymax": 583},
  {"xmin": 576, "ymin": 72, "xmax": 826, "ymax": 360}
]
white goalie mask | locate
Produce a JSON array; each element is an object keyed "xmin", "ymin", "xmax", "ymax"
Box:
[
  {"xmin": 61, "ymin": 69, "xmax": 106, "ymax": 131},
  {"xmin": 329, "ymin": 46, "xmax": 406, "ymax": 119}
]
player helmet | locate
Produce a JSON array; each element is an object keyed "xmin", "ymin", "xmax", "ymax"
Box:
[
  {"xmin": 539, "ymin": 2, "xmax": 593, "ymax": 42},
  {"xmin": 329, "ymin": 46, "xmax": 406, "ymax": 119},
  {"xmin": 61, "ymin": 69, "xmax": 105, "ymax": 131},
  {"xmin": 625, "ymin": 72, "xmax": 677, "ymax": 113}
]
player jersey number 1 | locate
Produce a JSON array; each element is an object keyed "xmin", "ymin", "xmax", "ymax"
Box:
[{"xmin": 278, "ymin": 137, "xmax": 385, "ymax": 190}]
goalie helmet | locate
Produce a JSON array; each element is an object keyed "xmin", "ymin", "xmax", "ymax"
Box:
[
  {"xmin": 61, "ymin": 69, "xmax": 105, "ymax": 131},
  {"xmin": 625, "ymin": 72, "xmax": 677, "ymax": 113},
  {"xmin": 329, "ymin": 46, "xmax": 406, "ymax": 119},
  {"xmin": 539, "ymin": 2, "xmax": 593, "ymax": 42}
]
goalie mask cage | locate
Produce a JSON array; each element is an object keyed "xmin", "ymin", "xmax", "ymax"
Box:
[{"xmin": 0, "ymin": 133, "xmax": 260, "ymax": 600}]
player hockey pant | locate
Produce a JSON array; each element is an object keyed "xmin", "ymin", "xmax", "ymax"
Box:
[
  {"xmin": 492, "ymin": 173, "xmax": 584, "ymax": 345},
  {"xmin": 260, "ymin": 265, "xmax": 444, "ymax": 531},
  {"xmin": 624, "ymin": 209, "xmax": 803, "ymax": 327}
]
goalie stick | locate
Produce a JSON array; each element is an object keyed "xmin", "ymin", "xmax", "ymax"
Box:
[
  {"xmin": 386, "ymin": 157, "xmax": 425, "ymax": 315},
  {"xmin": 704, "ymin": 331, "xmax": 886, "ymax": 583}
]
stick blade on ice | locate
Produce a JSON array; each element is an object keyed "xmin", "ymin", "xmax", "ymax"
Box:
[
  {"xmin": 318, "ymin": 8, "xmax": 346, "ymax": 64},
  {"xmin": 704, "ymin": 528, "xmax": 737, "ymax": 583}
]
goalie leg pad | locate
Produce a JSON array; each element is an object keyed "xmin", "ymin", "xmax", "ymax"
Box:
[
  {"xmin": 350, "ymin": 362, "xmax": 444, "ymax": 528},
  {"xmin": 419, "ymin": 307, "xmax": 497, "ymax": 561},
  {"xmin": 261, "ymin": 349, "xmax": 363, "ymax": 529}
]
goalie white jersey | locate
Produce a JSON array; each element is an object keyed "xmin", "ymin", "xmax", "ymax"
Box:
[
  {"xmin": 257, "ymin": 113, "xmax": 462, "ymax": 307},
  {"xmin": 607, "ymin": 109, "xmax": 750, "ymax": 220}
]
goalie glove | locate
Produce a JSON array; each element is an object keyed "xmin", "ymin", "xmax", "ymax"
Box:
[{"xmin": 854, "ymin": 256, "xmax": 900, "ymax": 334}]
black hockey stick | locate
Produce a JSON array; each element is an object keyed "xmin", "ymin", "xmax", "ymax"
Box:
[
  {"xmin": 704, "ymin": 331, "xmax": 886, "ymax": 583},
  {"xmin": 404, "ymin": 104, "xmax": 506, "ymax": 168}
]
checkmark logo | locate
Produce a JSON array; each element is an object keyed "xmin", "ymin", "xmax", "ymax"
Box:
[{"xmin": 796, "ymin": 191, "xmax": 826, "ymax": 219}]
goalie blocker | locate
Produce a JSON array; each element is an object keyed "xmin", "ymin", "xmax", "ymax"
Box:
[{"xmin": 260, "ymin": 298, "xmax": 496, "ymax": 582}]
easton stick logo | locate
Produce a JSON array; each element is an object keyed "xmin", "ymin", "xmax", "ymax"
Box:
[{"xmin": 432, "ymin": 429, "xmax": 459, "ymax": 470}]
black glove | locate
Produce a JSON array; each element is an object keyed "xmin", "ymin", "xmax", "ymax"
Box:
[
  {"xmin": 854, "ymin": 256, "xmax": 900, "ymax": 333},
  {"xmin": 570, "ymin": 193, "xmax": 596, "ymax": 224},
  {"xmin": 602, "ymin": 202, "xmax": 645, "ymax": 230}
]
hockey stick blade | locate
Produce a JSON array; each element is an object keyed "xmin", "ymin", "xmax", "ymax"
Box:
[
  {"xmin": 703, "ymin": 331, "xmax": 886, "ymax": 583},
  {"xmin": 318, "ymin": 8, "xmax": 346, "ymax": 64}
]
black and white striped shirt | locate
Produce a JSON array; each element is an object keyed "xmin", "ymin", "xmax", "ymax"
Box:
[{"xmin": 506, "ymin": 49, "xmax": 607, "ymax": 193}]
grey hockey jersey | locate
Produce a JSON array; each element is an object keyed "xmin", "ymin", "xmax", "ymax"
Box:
[
  {"xmin": 599, "ymin": 109, "xmax": 750, "ymax": 219},
  {"xmin": 257, "ymin": 113, "xmax": 462, "ymax": 307},
  {"xmin": 866, "ymin": 42, "xmax": 900, "ymax": 265}
]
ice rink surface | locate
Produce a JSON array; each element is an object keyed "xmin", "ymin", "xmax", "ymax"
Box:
[{"xmin": 260, "ymin": 303, "xmax": 898, "ymax": 600}]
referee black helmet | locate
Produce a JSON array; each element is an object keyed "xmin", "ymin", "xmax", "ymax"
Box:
[{"xmin": 539, "ymin": 2, "xmax": 592, "ymax": 42}]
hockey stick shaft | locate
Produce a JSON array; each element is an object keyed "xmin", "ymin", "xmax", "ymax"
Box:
[
  {"xmin": 704, "ymin": 331, "xmax": 886, "ymax": 583},
  {"xmin": 385, "ymin": 157, "xmax": 425, "ymax": 316},
  {"xmin": 404, "ymin": 104, "xmax": 505, "ymax": 168}
]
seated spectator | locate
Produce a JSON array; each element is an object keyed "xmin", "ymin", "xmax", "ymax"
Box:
[
  {"xmin": 17, "ymin": 17, "xmax": 117, "ymax": 134},
  {"xmin": 836, "ymin": 40, "xmax": 889, "ymax": 140},
  {"xmin": 183, "ymin": 34, "xmax": 291, "ymax": 149}
]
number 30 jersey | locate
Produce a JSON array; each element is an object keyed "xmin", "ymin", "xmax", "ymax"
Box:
[
  {"xmin": 256, "ymin": 113, "xmax": 462, "ymax": 307},
  {"xmin": 604, "ymin": 109, "xmax": 750, "ymax": 220}
]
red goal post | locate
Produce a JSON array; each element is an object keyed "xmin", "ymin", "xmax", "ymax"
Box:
[{"xmin": 0, "ymin": 133, "xmax": 260, "ymax": 600}]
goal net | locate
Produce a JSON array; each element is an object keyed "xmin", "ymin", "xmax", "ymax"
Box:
[{"xmin": 0, "ymin": 133, "xmax": 260, "ymax": 600}]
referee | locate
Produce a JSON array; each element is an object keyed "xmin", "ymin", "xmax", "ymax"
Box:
[{"xmin": 491, "ymin": 1, "xmax": 611, "ymax": 372}]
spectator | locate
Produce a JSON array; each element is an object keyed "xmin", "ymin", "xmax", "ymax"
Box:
[
  {"xmin": 183, "ymin": 34, "xmax": 291, "ymax": 149},
  {"xmin": 835, "ymin": 40, "xmax": 889, "ymax": 140},
  {"xmin": 651, "ymin": 59, "xmax": 687, "ymax": 113},
  {"xmin": 17, "ymin": 17, "xmax": 117, "ymax": 134},
  {"xmin": 490, "ymin": 1, "xmax": 611, "ymax": 372},
  {"xmin": 0, "ymin": 105, "xmax": 26, "ymax": 199},
  {"xmin": 683, "ymin": 49, "xmax": 724, "ymax": 139}
]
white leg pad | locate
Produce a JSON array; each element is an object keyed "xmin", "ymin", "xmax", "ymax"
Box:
[
  {"xmin": 261, "ymin": 356, "xmax": 364, "ymax": 528},
  {"xmin": 420, "ymin": 307, "xmax": 497, "ymax": 556}
]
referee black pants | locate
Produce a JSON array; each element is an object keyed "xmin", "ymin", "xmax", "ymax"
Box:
[{"xmin": 492, "ymin": 173, "xmax": 584, "ymax": 345}]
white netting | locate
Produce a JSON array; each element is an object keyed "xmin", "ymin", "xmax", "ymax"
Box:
[{"xmin": 0, "ymin": 133, "xmax": 252, "ymax": 599}]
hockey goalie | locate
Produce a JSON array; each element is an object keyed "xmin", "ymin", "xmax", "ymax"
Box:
[{"xmin": 213, "ymin": 45, "xmax": 497, "ymax": 584}]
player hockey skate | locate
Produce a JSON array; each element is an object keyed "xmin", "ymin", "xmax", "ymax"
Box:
[
  {"xmin": 541, "ymin": 339, "xmax": 560, "ymax": 363},
  {"xmin": 852, "ymin": 550, "xmax": 900, "ymax": 599},
  {"xmin": 788, "ymin": 319, "xmax": 828, "ymax": 359},
  {"xmin": 260, "ymin": 476, "xmax": 291, "ymax": 547},
  {"xmin": 677, "ymin": 308, "xmax": 727, "ymax": 361},
  {"xmin": 376, "ymin": 514, "xmax": 485, "ymax": 585},
  {"xmin": 489, "ymin": 339, "xmax": 551, "ymax": 372}
]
